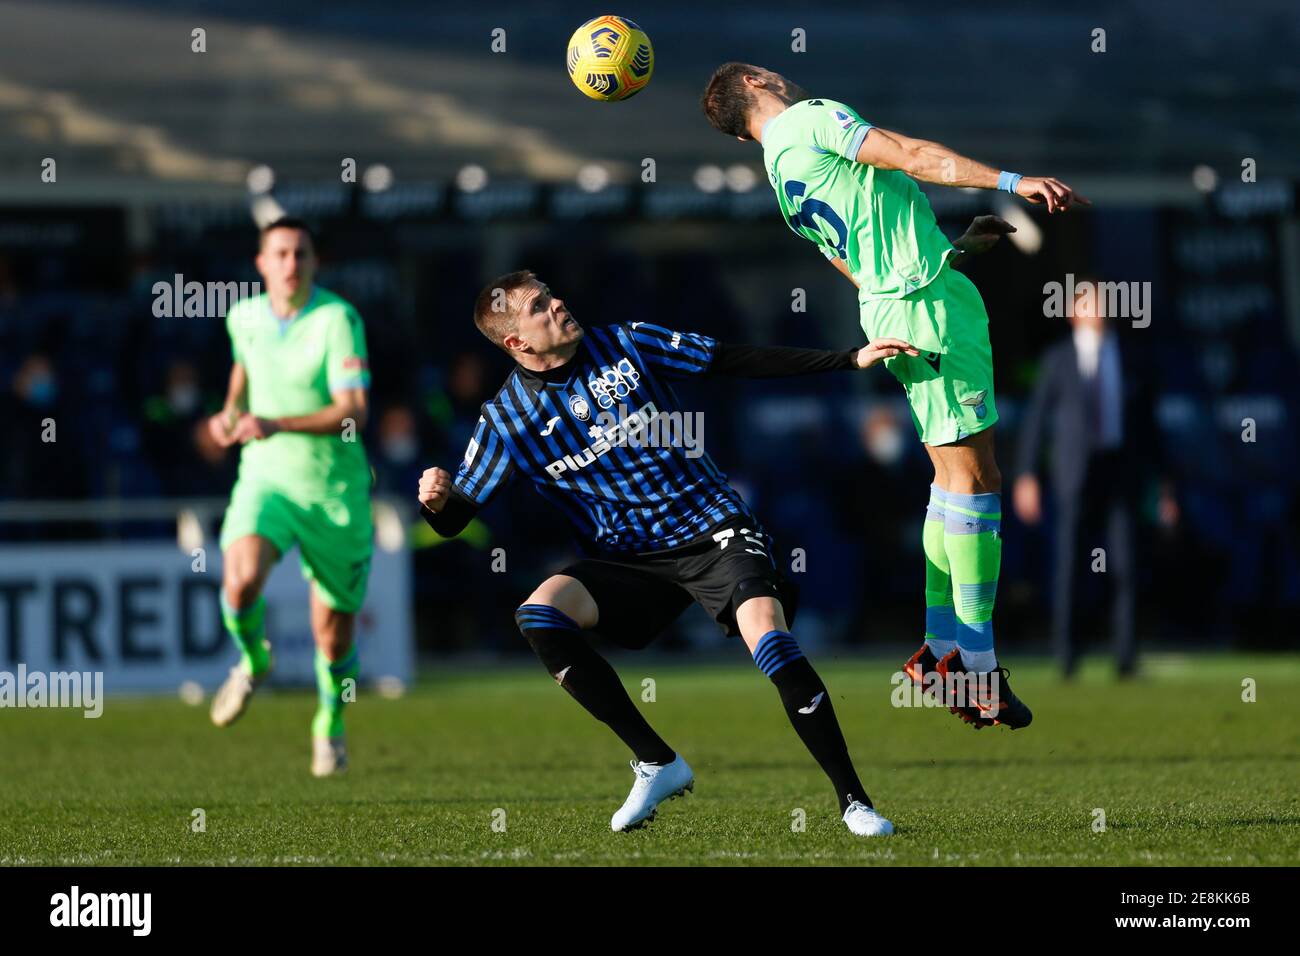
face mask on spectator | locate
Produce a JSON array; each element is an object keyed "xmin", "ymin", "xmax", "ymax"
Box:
[
  {"xmin": 382, "ymin": 435, "xmax": 418, "ymax": 464},
  {"xmin": 169, "ymin": 383, "xmax": 199, "ymax": 415},
  {"xmin": 26, "ymin": 375, "xmax": 57, "ymax": 407},
  {"xmin": 867, "ymin": 426, "xmax": 904, "ymax": 466}
]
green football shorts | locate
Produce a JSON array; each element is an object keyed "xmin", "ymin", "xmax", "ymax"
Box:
[
  {"xmin": 219, "ymin": 480, "xmax": 374, "ymax": 613},
  {"xmin": 859, "ymin": 263, "xmax": 998, "ymax": 447}
]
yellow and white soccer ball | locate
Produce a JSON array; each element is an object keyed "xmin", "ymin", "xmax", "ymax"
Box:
[{"xmin": 565, "ymin": 15, "xmax": 654, "ymax": 101}]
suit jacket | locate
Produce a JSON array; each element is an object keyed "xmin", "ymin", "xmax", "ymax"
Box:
[{"xmin": 1014, "ymin": 334, "xmax": 1163, "ymax": 498}]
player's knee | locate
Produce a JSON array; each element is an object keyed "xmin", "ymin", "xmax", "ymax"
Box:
[
  {"xmin": 514, "ymin": 603, "xmax": 586, "ymax": 680},
  {"xmin": 733, "ymin": 588, "xmax": 787, "ymax": 638},
  {"xmin": 973, "ymin": 435, "xmax": 1001, "ymax": 492},
  {"xmin": 980, "ymin": 456, "xmax": 1003, "ymax": 493},
  {"xmin": 971, "ymin": 472, "xmax": 1001, "ymax": 495},
  {"xmin": 313, "ymin": 612, "xmax": 354, "ymax": 658},
  {"xmin": 514, "ymin": 602, "xmax": 581, "ymax": 635},
  {"xmin": 318, "ymin": 637, "xmax": 352, "ymax": 661},
  {"xmin": 948, "ymin": 456, "xmax": 1001, "ymax": 495},
  {"xmin": 733, "ymin": 578, "xmax": 793, "ymax": 639},
  {"xmin": 222, "ymin": 568, "xmax": 264, "ymax": 609},
  {"xmin": 521, "ymin": 576, "xmax": 597, "ymax": 630}
]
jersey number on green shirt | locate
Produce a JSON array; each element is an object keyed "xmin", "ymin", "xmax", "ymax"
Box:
[{"xmin": 784, "ymin": 180, "xmax": 848, "ymax": 260}]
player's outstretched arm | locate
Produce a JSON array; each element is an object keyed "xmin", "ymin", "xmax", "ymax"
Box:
[
  {"xmin": 855, "ymin": 127, "xmax": 1090, "ymax": 213},
  {"xmin": 707, "ymin": 339, "xmax": 917, "ymax": 377},
  {"xmin": 853, "ymin": 338, "xmax": 920, "ymax": 369}
]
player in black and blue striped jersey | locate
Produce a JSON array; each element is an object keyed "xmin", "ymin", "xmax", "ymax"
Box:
[{"xmin": 420, "ymin": 270, "xmax": 918, "ymax": 835}]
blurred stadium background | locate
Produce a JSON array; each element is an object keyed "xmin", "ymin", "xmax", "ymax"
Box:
[{"xmin": 2, "ymin": 0, "xmax": 1298, "ymax": 692}]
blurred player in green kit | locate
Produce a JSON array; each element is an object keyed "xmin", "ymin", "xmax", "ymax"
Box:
[
  {"xmin": 702, "ymin": 65, "xmax": 1090, "ymax": 729},
  {"xmin": 206, "ymin": 217, "xmax": 372, "ymax": 776}
]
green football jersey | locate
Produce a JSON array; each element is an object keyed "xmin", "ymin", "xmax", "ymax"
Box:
[
  {"xmin": 762, "ymin": 98, "xmax": 956, "ymax": 300},
  {"xmin": 225, "ymin": 286, "xmax": 371, "ymax": 499}
]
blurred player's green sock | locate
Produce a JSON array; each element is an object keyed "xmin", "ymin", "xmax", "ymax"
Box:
[
  {"xmin": 923, "ymin": 485, "xmax": 956, "ymax": 659},
  {"xmin": 943, "ymin": 491, "xmax": 1002, "ymax": 674},
  {"xmin": 312, "ymin": 646, "xmax": 358, "ymax": 739},
  {"xmin": 221, "ymin": 594, "xmax": 271, "ymax": 677}
]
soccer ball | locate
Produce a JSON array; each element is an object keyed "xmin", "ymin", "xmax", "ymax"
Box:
[{"xmin": 565, "ymin": 15, "xmax": 654, "ymax": 101}]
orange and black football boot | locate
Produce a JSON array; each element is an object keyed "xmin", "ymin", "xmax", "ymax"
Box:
[
  {"xmin": 903, "ymin": 643, "xmax": 940, "ymax": 688},
  {"xmin": 937, "ymin": 649, "xmax": 1032, "ymax": 729},
  {"xmin": 906, "ymin": 643, "xmax": 981, "ymax": 724}
]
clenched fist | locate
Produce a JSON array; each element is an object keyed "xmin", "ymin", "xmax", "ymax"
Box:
[
  {"xmin": 230, "ymin": 412, "xmax": 278, "ymax": 444},
  {"xmin": 418, "ymin": 466, "xmax": 453, "ymax": 512},
  {"xmin": 207, "ymin": 407, "xmax": 240, "ymax": 449}
]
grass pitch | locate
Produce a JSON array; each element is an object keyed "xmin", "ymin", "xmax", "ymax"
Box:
[{"xmin": 1, "ymin": 653, "xmax": 1296, "ymax": 866}]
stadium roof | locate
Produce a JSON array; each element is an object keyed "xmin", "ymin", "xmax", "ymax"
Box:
[{"xmin": 0, "ymin": 0, "xmax": 1296, "ymax": 203}]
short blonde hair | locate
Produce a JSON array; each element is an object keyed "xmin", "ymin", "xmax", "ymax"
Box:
[{"xmin": 473, "ymin": 269, "xmax": 536, "ymax": 350}]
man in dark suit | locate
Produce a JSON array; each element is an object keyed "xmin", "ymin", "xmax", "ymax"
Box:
[{"xmin": 1013, "ymin": 284, "xmax": 1176, "ymax": 677}]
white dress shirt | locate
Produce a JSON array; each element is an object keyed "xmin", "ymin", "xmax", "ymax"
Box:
[{"xmin": 1073, "ymin": 326, "xmax": 1123, "ymax": 450}]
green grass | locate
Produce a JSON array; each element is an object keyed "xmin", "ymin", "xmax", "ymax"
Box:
[{"xmin": 1, "ymin": 653, "xmax": 1297, "ymax": 866}]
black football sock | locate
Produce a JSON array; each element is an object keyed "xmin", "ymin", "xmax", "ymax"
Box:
[
  {"xmin": 752, "ymin": 630, "xmax": 871, "ymax": 815},
  {"xmin": 515, "ymin": 604, "xmax": 675, "ymax": 766}
]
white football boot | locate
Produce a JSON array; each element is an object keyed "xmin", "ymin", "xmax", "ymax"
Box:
[
  {"xmin": 209, "ymin": 648, "xmax": 271, "ymax": 728},
  {"xmin": 843, "ymin": 800, "xmax": 895, "ymax": 836},
  {"xmin": 311, "ymin": 736, "xmax": 348, "ymax": 777},
  {"xmin": 610, "ymin": 755, "xmax": 694, "ymax": 832}
]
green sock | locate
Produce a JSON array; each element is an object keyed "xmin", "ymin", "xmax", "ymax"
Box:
[
  {"xmin": 943, "ymin": 491, "xmax": 1002, "ymax": 673},
  {"xmin": 221, "ymin": 595, "xmax": 271, "ymax": 677},
  {"xmin": 923, "ymin": 485, "xmax": 956, "ymax": 659},
  {"xmin": 312, "ymin": 646, "xmax": 359, "ymax": 739}
]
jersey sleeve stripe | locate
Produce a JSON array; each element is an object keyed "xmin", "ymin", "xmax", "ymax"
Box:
[
  {"xmin": 456, "ymin": 419, "xmax": 513, "ymax": 504},
  {"xmin": 675, "ymin": 337, "xmax": 714, "ymax": 363},
  {"xmin": 463, "ymin": 436, "xmax": 505, "ymax": 501},
  {"xmin": 636, "ymin": 341, "xmax": 710, "ymax": 366},
  {"xmin": 328, "ymin": 373, "xmax": 371, "ymax": 392},
  {"xmin": 841, "ymin": 122, "xmax": 872, "ymax": 161},
  {"xmin": 625, "ymin": 325, "xmax": 715, "ymax": 371},
  {"xmin": 480, "ymin": 447, "xmax": 513, "ymax": 502},
  {"xmin": 627, "ymin": 323, "xmax": 713, "ymax": 360}
]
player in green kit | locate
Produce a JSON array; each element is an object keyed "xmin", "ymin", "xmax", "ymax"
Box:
[
  {"xmin": 206, "ymin": 217, "xmax": 373, "ymax": 775},
  {"xmin": 702, "ymin": 65, "xmax": 1090, "ymax": 729}
]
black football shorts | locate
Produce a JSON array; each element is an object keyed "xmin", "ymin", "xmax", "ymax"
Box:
[{"xmin": 558, "ymin": 515, "xmax": 799, "ymax": 647}]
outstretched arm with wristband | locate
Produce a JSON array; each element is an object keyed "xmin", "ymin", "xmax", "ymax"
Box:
[{"xmin": 853, "ymin": 126, "xmax": 1090, "ymax": 213}]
